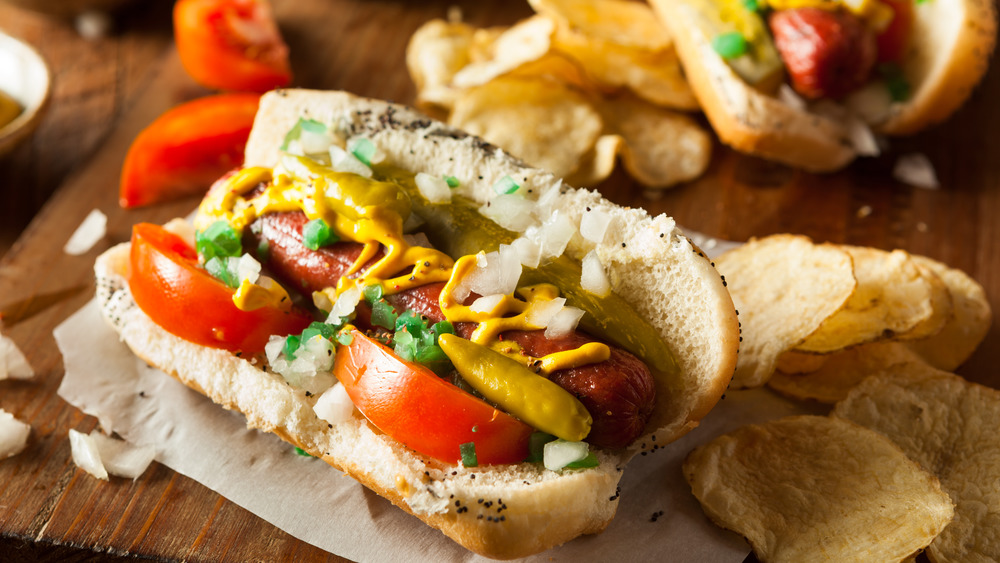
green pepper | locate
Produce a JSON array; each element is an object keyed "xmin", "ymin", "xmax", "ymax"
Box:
[{"xmin": 439, "ymin": 334, "xmax": 592, "ymax": 441}]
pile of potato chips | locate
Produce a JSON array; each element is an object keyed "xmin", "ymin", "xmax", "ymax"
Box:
[
  {"xmin": 684, "ymin": 234, "xmax": 996, "ymax": 561},
  {"xmin": 406, "ymin": 0, "xmax": 711, "ymax": 189}
]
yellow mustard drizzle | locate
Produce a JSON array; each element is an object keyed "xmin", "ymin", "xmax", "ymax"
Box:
[
  {"xmin": 440, "ymin": 255, "xmax": 610, "ymax": 375},
  {"xmin": 195, "ymin": 157, "xmax": 607, "ymax": 374}
]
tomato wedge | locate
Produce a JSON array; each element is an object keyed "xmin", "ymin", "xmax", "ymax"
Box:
[
  {"xmin": 119, "ymin": 93, "xmax": 260, "ymax": 209},
  {"xmin": 174, "ymin": 0, "xmax": 292, "ymax": 92},
  {"xmin": 128, "ymin": 222, "xmax": 312, "ymax": 354},
  {"xmin": 335, "ymin": 330, "xmax": 534, "ymax": 465}
]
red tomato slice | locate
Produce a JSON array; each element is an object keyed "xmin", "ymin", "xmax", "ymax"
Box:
[
  {"xmin": 174, "ymin": 0, "xmax": 291, "ymax": 92},
  {"xmin": 127, "ymin": 222, "xmax": 312, "ymax": 354},
  {"xmin": 119, "ymin": 93, "xmax": 260, "ymax": 209},
  {"xmin": 876, "ymin": 0, "xmax": 913, "ymax": 64},
  {"xmin": 335, "ymin": 330, "xmax": 534, "ymax": 465}
]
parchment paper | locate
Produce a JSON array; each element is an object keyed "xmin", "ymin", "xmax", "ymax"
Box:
[{"xmin": 55, "ymin": 295, "xmax": 809, "ymax": 562}]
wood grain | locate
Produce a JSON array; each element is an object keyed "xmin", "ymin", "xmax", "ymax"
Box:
[{"xmin": 0, "ymin": 0, "xmax": 997, "ymax": 560}]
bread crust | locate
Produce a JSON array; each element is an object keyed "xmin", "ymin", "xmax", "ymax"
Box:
[
  {"xmin": 650, "ymin": 0, "xmax": 998, "ymax": 170},
  {"xmin": 96, "ymin": 89, "xmax": 740, "ymax": 559}
]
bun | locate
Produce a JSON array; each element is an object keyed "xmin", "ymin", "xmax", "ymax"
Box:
[
  {"xmin": 96, "ymin": 89, "xmax": 739, "ymax": 559},
  {"xmin": 649, "ymin": 0, "xmax": 997, "ymax": 171}
]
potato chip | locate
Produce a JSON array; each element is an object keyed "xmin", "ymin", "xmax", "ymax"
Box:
[
  {"xmin": 769, "ymin": 341, "xmax": 925, "ymax": 403},
  {"xmin": 905, "ymin": 255, "xmax": 992, "ymax": 371},
  {"xmin": 834, "ymin": 366, "xmax": 1000, "ymax": 562},
  {"xmin": 715, "ymin": 235, "xmax": 856, "ymax": 388},
  {"xmin": 684, "ymin": 415, "xmax": 954, "ymax": 562},
  {"xmin": 564, "ymin": 133, "xmax": 622, "ymax": 187},
  {"xmin": 503, "ymin": 51, "xmax": 592, "ymax": 91},
  {"xmin": 596, "ymin": 94, "xmax": 711, "ymax": 188},
  {"xmin": 406, "ymin": 19, "xmax": 476, "ymax": 110},
  {"xmin": 774, "ymin": 349, "xmax": 827, "ymax": 374},
  {"xmin": 552, "ymin": 26, "xmax": 699, "ymax": 110},
  {"xmin": 528, "ymin": 0, "xmax": 672, "ymax": 51},
  {"xmin": 451, "ymin": 16, "xmax": 555, "ymax": 89},
  {"xmin": 449, "ymin": 76, "xmax": 602, "ymax": 178},
  {"xmin": 796, "ymin": 247, "xmax": 950, "ymax": 354}
]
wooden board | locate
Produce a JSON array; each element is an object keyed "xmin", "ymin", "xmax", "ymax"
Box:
[{"xmin": 0, "ymin": 0, "xmax": 997, "ymax": 560}]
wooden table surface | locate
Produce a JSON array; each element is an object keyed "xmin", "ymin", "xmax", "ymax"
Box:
[{"xmin": 0, "ymin": 0, "xmax": 996, "ymax": 560}]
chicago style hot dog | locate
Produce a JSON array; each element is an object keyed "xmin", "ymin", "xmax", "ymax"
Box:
[
  {"xmin": 95, "ymin": 89, "xmax": 740, "ymax": 559},
  {"xmin": 650, "ymin": 0, "xmax": 997, "ymax": 171}
]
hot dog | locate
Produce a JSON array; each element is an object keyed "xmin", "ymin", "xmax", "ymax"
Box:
[
  {"xmin": 649, "ymin": 0, "xmax": 998, "ymax": 171},
  {"xmin": 95, "ymin": 89, "xmax": 740, "ymax": 559}
]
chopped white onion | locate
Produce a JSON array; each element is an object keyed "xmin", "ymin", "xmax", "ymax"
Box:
[
  {"xmin": 269, "ymin": 334, "xmax": 336, "ymax": 396},
  {"xmin": 0, "ymin": 409, "xmax": 30, "ymax": 459},
  {"xmin": 479, "ymin": 194, "xmax": 537, "ymax": 232},
  {"xmin": 470, "ymin": 294, "xmax": 505, "ymax": 314},
  {"xmin": 461, "ymin": 246, "xmax": 522, "ymax": 297},
  {"xmin": 528, "ymin": 211, "xmax": 576, "ymax": 260},
  {"xmin": 581, "ymin": 250, "xmax": 611, "ymax": 297},
  {"xmin": 545, "ymin": 306, "xmax": 584, "ymax": 339},
  {"xmin": 312, "ymin": 382, "xmax": 356, "ymax": 425},
  {"xmin": 1, "ymin": 333, "xmax": 33, "ymax": 380},
  {"xmin": 64, "ymin": 209, "xmax": 107, "ymax": 256},
  {"xmin": 844, "ymin": 81, "xmax": 893, "ymax": 125},
  {"xmin": 845, "ymin": 116, "xmax": 880, "ymax": 157},
  {"xmin": 300, "ymin": 127, "xmax": 335, "ymax": 155},
  {"xmin": 543, "ymin": 439, "xmax": 589, "ymax": 471},
  {"xmin": 510, "ymin": 237, "xmax": 541, "ymax": 268},
  {"xmin": 579, "ymin": 208, "xmax": 613, "ymax": 243},
  {"xmin": 265, "ymin": 335, "xmax": 286, "ymax": 365},
  {"xmin": 328, "ymin": 145, "xmax": 373, "ymax": 178},
  {"xmin": 329, "ymin": 286, "xmax": 362, "ymax": 320},
  {"xmin": 284, "ymin": 139, "xmax": 305, "ymax": 157},
  {"xmin": 415, "ymin": 172, "xmax": 452, "ymax": 203},
  {"xmin": 236, "ymin": 254, "xmax": 262, "ymax": 285},
  {"xmin": 89, "ymin": 432, "xmax": 156, "ymax": 479},
  {"xmin": 777, "ymin": 84, "xmax": 808, "ymax": 111},
  {"xmin": 893, "ymin": 153, "xmax": 940, "ymax": 189},
  {"xmin": 279, "ymin": 153, "xmax": 318, "ymax": 179},
  {"xmin": 525, "ymin": 297, "xmax": 566, "ymax": 328},
  {"xmin": 534, "ymin": 179, "xmax": 563, "ymax": 218},
  {"xmin": 69, "ymin": 428, "xmax": 108, "ymax": 481}
]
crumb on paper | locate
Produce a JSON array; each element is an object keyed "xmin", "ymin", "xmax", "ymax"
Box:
[
  {"xmin": 64, "ymin": 209, "xmax": 108, "ymax": 256},
  {"xmin": 0, "ymin": 408, "xmax": 30, "ymax": 459},
  {"xmin": 856, "ymin": 205, "xmax": 873, "ymax": 219},
  {"xmin": 893, "ymin": 153, "xmax": 940, "ymax": 189}
]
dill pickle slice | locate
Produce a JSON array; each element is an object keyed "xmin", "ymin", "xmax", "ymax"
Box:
[{"xmin": 381, "ymin": 166, "xmax": 679, "ymax": 378}]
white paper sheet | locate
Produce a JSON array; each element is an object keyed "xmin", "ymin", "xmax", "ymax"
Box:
[{"xmin": 55, "ymin": 299, "xmax": 811, "ymax": 562}]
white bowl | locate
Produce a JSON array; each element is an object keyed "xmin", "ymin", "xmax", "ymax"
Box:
[{"xmin": 0, "ymin": 30, "xmax": 51, "ymax": 157}]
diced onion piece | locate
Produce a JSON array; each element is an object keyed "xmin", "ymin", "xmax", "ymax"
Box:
[
  {"xmin": 581, "ymin": 250, "xmax": 611, "ymax": 297},
  {"xmin": 69, "ymin": 428, "xmax": 108, "ymax": 481},
  {"xmin": 330, "ymin": 286, "xmax": 362, "ymax": 320},
  {"xmin": 529, "ymin": 211, "xmax": 576, "ymax": 260},
  {"xmin": 545, "ymin": 306, "xmax": 584, "ymax": 339},
  {"xmin": 579, "ymin": 209, "xmax": 613, "ymax": 243},
  {"xmin": 534, "ymin": 179, "xmax": 563, "ymax": 218},
  {"xmin": 510, "ymin": 237, "xmax": 541, "ymax": 269},
  {"xmin": 894, "ymin": 153, "xmax": 939, "ymax": 189},
  {"xmin": 777, "ymin": 84, "xmax": 807, "ymax": 111},
  {"xmin": 313, "ymin": 382, "xmax": 356, "ymax": 425},
  {"xmin": 462, "ymin": 247, "xmax": 522, "ymax": 297},
  {"xmin": 845, "ymin": 116, "xmax": 880, "ymax": 157},
  {"xmin": 328, "ymin": 145, "xmax": 373, "ymax": 178},
  {"xmin": 89, "ymin": 432, "xmax": 156, "ymax": 479},
  {"xmin": 844, "ymin": 80, "xmax": 893, "ymax": 125},
  {"xmin": 479, "ymin": 194, "xmax": 536, "ymax": 232},
  {"xmin": 525, "ymin": 297, "xmax": 566, "ymax": 328},
  {"xmin": 279, "ymin": 153, "xmax": 319, "ymax": 179},
  {"xmin": 415, "ymin": 172, "xmax": 452, "ymax": 203},
  {"xmin": 265, "ymin": 335, "xmax": 286, "ymax": 365},
  {"xmin": 284, "ymin": 139, "xmax": 305, "ymax": 157},
  {"xmin": 236, "ymin": 253, "xmax": 262, "ymax": 284},
  {"xmin": 0, "ymin": 409, "xmax": 29, "ymax": 459},
  {"xmin": 543, "ymin": 439, "xmax": 589, "ymax": 471},
  {"xmin": 1, "ymin": 333, "xmax": 34, "ymax": 380},
  {"xmin": 64, "ymin": 209, "xmax": 108, "ymax": 256},
  {"xmin": 470, "ymin": 294, "xmax": 505, "ymax": 314},
  {"xmin": 300, "ymin": 127, "xmax": 335, "ymax": 155}
]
